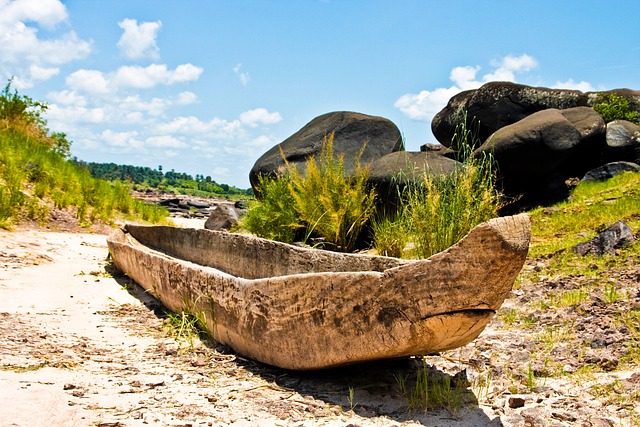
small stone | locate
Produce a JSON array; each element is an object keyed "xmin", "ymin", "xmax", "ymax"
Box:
[{"xmin": 508, "ymin": 396, "xmax": 526, "ymax": 408}]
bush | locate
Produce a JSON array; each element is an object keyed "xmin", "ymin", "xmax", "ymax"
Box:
[
  {"xmin": 240, "ymin": 174, "xmax": 301, "ymax": 243},
  {"xmin": 242, "ymin": 133, "xmax": 376, "ymax": 251},
  {"xmin": 286, "ymin": 133, "xmax": 376, "ymax": 251},
  {"xmin": 593, "ymin": 93, "xmax": 640, "ymax": 124},
  {"xmin": 372, "ymin": 114, "xmax": 500, "ymax": 259}
]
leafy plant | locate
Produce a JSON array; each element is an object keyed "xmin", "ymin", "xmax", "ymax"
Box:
[
  {"xmin": 241, "ymin": 174, "xmax": 300, "ymax": 243},
  {"xmin": 592, "ymin": 93, "xmax": 640, "ymax": 124},
  {"xmin": 286, "ymin": 133, "xmax": 376, "ymax": 251},
  {"xmin": 243, "ymin": 133, "xmax": 376, "ymax": 252}
]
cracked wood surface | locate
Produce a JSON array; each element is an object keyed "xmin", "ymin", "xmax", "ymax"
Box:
[{"xmin": 107, "ymin": 214, "xmax": 530, "ymax": 370}]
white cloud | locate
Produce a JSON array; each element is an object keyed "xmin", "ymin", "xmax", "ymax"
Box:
[
  {"xmin": 449, "ymin": 66, "xmax": 481, "ymax": 90},
  {"xmin": 145, "ymin": 135, "xmax": 186, "ymax": 148},
  {"xmin": 395, "ymin": 54, "xmax": 541, "ymax": 123},
  {"xmin": 0, "ymin": 0, "xmax": 92, "ymax": 87},
  {"xmin": 158, "ymin": 115, "xmax": 244, "ymax": 138},
  {"xmin": 239, "ymin": 108, "xmax": 282, "ymax": 127},
  {"xmin": 0, "ymin": 0, "xmax": 68, "ymax": 29},
  {"xmin": 175, "ymin": 91, "xmax": 198, "ymax": 105},
  {"xmin": 233, "ymin": 63, "xmax": 250, "ymax": 87},
  {"xmin": 66, "ymin": 63, "xmax": 203, "ymax": 94},
  {"xmin": 101, "ymin": 129, "xmax": 142, "ymax": 149},
  {"xmin": 66, "ymin": 69, "xmax": 110, "ymax": 94},
  {"xmin": 46, "ymin": 89, "xmax": 86, "ymax": 106},
  {"xmin": 117, "ymin": 18, "xmax": 162, "ymax": 60},
  {"xmin": 394, "ymin": 86, "xmax": 461, "ymax": 121},
  {"xmin": 552, "ymin": 79, "xmax": 595, "ymax": 92}
]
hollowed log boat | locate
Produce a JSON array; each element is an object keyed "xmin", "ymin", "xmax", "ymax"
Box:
[{"xmin": 107, "ymin": 214, "xmax": 530, "ymax": 370}]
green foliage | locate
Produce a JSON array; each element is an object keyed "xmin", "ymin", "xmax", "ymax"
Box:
[
  {"xmin": 243, "ymin": 133, "xmax": 376, "ymax": 252},
  {"xmin": 370, "ymin": 212, "xmax": 408, "ymax": 257},
  {"xmin": 286, "ymin": 133, "xmax": 376, "ymax": 251},
  {"xmin": 373, "ymin": 115, "xmax": 500, "ymax": 259},
  {"xmin": 76, "ymin": 160, "xmax": 251, "ymax": 198},
  {"xmin": 0, "ymin": 83, "xmax": 169, "ymax": 229},
  {"xmin": 592, "ymin": 93, "xmax": 640, "ymax": 124},
  {"xmin": 241, "ymin": 174, "xmax": 300, "ymax": 243}
]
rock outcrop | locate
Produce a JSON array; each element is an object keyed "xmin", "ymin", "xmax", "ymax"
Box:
[
  {"xmin": 249, "ymin": 111, "xmax": 403, "ymax": 192},
  {"xmin": 432, "ymin": 82, "xmax": 640, "ymax": 150}
]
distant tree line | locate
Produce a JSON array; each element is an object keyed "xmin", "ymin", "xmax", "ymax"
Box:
[{"xmin": 72, "ymin": 160, "xmax": 252, "ymax": 198}]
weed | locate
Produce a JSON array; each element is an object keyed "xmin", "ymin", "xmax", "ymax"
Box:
[
  {"xmin": 347, "ymin": 386, "xmax": 357, "ymax": 411},
  {"xmin": 286, "ymin": 133, "xmax": 376, "ymax": 252},
  {"xmin": 603, "ymin": 282, "xmax": 625, "ymax": 304},
  {"xmin": 395, "ymin": 358, "xmax": 468, "ymax": 413}
]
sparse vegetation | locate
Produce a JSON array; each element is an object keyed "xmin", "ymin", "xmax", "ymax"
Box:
[
  {"xmin": 0, "ymin": 80, "xmax": 170, "ymax": 229},
  {"xmin": 372, "ymin": 114, "xmax": 500, "ymax": 258}
]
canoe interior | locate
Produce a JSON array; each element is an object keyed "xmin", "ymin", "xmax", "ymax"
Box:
[{"xmin": 119, "ymin": 224, "xmax": 410, "ymax": 280}]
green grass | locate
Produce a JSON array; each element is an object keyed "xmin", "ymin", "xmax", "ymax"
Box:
[
  {"xmin": 373, "ymin": 115, "xmax": 500, "ymax": 259},
  {"xmin": 0, "ymin": 128, "xmax": 169, "ymax": 229},
  {"xmin": 394, "ymin": 358, "xmax": 469, "ymax": 413},
  {"xmin": 242, "ymin": 133, "xmax": 376, "ymax": 252}
]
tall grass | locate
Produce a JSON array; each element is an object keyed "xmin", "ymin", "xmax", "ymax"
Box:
[
  {"xmin": 286, "ymin": 133, "xmax": 376, "ymax": 251},
  {"xmin": 0, "ymin": 128, "xmax": 168, "ymax": 229},
  {"xmin": 372, "ymin": 114, "xmax": 500, "ymax": 258},
  {"xmin": 242, "ymin": 133, "xmax": 376, "ymax": 251}
]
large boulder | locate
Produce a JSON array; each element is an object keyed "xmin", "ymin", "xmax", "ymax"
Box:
[
  {"xmin": 432, "ymin": 82, "xmax": 640, "ymax": 149},
  {"xmin": 556, "ymin": 107, "xmax": 607, "ymax": 177},
  {"xmin": 433, "ymin": 82, "xmax": 587, "ymax": 149},
  {"xmin": 367, "ymin": 151, "xmax": 460, "ymax": 210},
  {"xmin": 473, "ymin": 109, "xmax": 583, "ymax": 196},
  {"xmin": 250, "ymin": 111, "xmax": 403, "ymax": 192}
]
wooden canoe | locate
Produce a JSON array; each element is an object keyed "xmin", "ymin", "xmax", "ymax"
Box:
[{"xmin": 107, "ymin": 214, "xmax": 530, "ymax": 370}]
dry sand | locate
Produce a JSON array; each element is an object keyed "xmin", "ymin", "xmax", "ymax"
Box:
[
  {"xmin": 0, "ymin": 227, "xmax": 500, "ymax": 426},
  {"xmin": 1, "ymin": 224, "xmax": 638, "ymax": 426}
]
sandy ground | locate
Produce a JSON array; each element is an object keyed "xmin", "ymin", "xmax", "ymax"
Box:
[
  {"xmin": 1, "ymin": 223, "xmax": 638, "ymax": 426},
  {"xmin": 0, "ymin": 226, "xmax": 501, "ymax": 427}
]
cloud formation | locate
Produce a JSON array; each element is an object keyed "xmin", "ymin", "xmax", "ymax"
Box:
[
  {"xmin": 233, "ymin": 63, "xmax": 250, "ymax": 87},
  {"xmin": 65, "ymin": 63, "xmax": 204, "ymax": 94},
  {"xmin": 117, "ymin": 18, "xmax": 162, "ymax": 60},
  {"xmin": 0, "ymin": 0, "xmax": 92, "ymax": 87}
]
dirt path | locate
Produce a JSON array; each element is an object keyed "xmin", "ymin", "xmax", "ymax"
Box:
[{"xmin": 1, "ymin": 227, "xmax": 638, "ymax": 426}]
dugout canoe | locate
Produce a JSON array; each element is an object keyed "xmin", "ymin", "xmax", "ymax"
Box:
[{"xmin": 106, "ymin": 214, "xmax": 530, "ymax": 370}]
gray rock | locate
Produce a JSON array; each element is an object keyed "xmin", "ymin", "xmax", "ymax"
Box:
[
  {"xmin": 606, "ymin": 120, "xmax": 640, "ymax": 148},
  {"xmin": 367, "ymin": 151, "xmax": 460, "ymax": 209},
  {"xmin": 249, "ymin": 111, "xmax": 403, "ymax": 192},
  {"xmin": 572, "ymin": 221, "xmax": 635, "ymax": 257},
  {"xmin": 204, "ymin": 204, "xmax": 241, "ymax": 231},
  {"xmin": 474, "ymin": 109, "xmax": 582, "ymax": 195},
  {"xmin": 432, "ymin": 82, "xmax": 588, "ymax": 148},
  {"xmin": 432, "ymin": 82, "xmax": 640, "ymax": 149},
  {"xmin": 581, "ymin": 161, "xmax": 640, "ymax": 182}
]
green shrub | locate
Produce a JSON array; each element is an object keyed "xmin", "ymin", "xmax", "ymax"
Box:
[
  {"xmin": 287, "ymin": 133, "xmax": 376, "ymax": 251},
  {"xmin": 241, "ymin": 174, "xmax": 301, "ymax": 243},
  {"xmin": 242, "ymin": 133, "xmax": 376, "ymax": 251},
  {"xmin": 593, "ymin": 93, "xmax": 640, "ymax": 124}
]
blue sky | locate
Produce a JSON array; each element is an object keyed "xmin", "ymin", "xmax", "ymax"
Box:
[{"xmin": 2, "ymin": 0, "xmax": 639, "ymax": 188}]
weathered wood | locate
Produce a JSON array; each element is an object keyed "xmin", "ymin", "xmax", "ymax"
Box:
[{"xmin": 107, "ymin": 214, "xmax": 530, "ymax": 370}]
